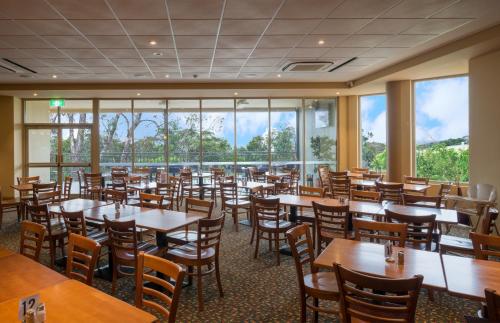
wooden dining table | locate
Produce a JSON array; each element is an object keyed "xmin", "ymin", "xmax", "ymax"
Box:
[
  {"xmin": 442, "ymin": 254, "xmax": 500, "ymax": 301},
  {"xmin": 314, "ymin": 238, "xmax": 447, "ymax": 291},
  {"xmin": 0, "ymin": 246, "xmax": 14, "ymax": 258},
  {"xmin": 350, "ymin": 179, "xmax": 431, "ymax": 193},
  {"xmin": 48, "ymin": 198, "xmax": 111, "ymax": 214},
  {"xmin": 237, "ymin": 181, "xmax": 275, "ymax": 190},
  {"xmin": 381, "ymin": 203, "xmax": 458, "ymax": 224}
]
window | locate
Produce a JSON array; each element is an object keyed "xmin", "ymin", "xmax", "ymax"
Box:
[
  {"xmin": 270, "ymin": 99, "xmax": 301, "ymax": 172},
  {"xmin": 360, "ymin": 94, "xmax": 387, "ymax": 172},
  {"xmin": 414, "ymin": 76, "xmax": 469, "ymax": 182}
]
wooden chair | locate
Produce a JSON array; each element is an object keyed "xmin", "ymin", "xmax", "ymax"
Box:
[
  {"xmin": 19, "ymin": 220, "xmax": 46, "ymax": 262},
  {"xmin": 402, "ymin": 194, "xmax": 441, "ymax": 208},
  {"xmin": 296, "ymin": 186, "xmax": 325, "ymax": 245},
  {"xmin": 167, "ymin": 198, "xmax": 214, "ymax": 245},
  {"xmin": 470, "ymin": 232, "xmax": 500, "ymax": 260},
  {"xmin": 265, "ymin": 175, "xmax": 282, "ymax": 195},
  {"xmin": 404, "ymin": 176, "xmax": 429, "ymax": 185},
  {"xmin": 299, "ymin": 185, "xmax": 325, "ymax": 198},
  {"xmin": 104, "ymin": 216, "xmax": 160, "ymax": 294},
  {"xmin": 166, "ymin": 216, "xmax": 225, "ymax": 311},
  {"xmin": 376, "ymin": 182, "xmax": 404, "ymax": 204},
  {"xmin": 168, "ymin": 176, "xmax": 182, "ymax": 210},
  {"xmin": 250, "ymin": 170, "xmax": 266, "ymax": 183},
  {"xmin": 485, "ymin": 288, "xmax": 500, "ymax": 321},
  {"xmin": 362, "ymin": 173, "xmax": 384, "ymax": 181},
  {"xmin": 204, "ymin": 168, "xmax": 225, "ymax": 205},
  {"xmin": 350, "ymin": 189, "xmax": 381, "ymax": 203},
  {"xmin": 103, "ymin": 189, "xmax": 127, "ymax": 204},
  {"xmin": 59, "ymin": 176, "xmax": 73, "ymax": 201},
  {"xmin": 351, "ymin": 167, "xmax": 369, "ymax": 173},
  {"xmin": 385, "ymin": 209, "xmax": 436, "ymax": 251},
  {"xmin": 179, "ymin": 170, "xmax": 201, "ymax": 204},
  {"xmin": 139, "ymin": 192, "xmax": 166, "ymax": 209},
  {"xmin": 0, "ymin": 186, "xmax": 21, "ymax": 228},
  {"xmin": 220, "ymin": 182, "xmax": 250, "ymax": 232},
  {"xmin": 33, "ymin": 182, "xmax": 57, "ymax": 195},
  {"xmin": 17, "ymin": 175, "xmax": 40, "ymax": 185},
  {"xmin": 34, "ymin": 191, "xmax": 60, "ymax": 206},
  {"xmin": 282, "ymin": 170, "xmax": 300, "ymax": 195},
  {"xmin": 26, "ymin": 204, "xmax": 66, "ymax": 268},
  {"xmin": 439, "ymin": 183, "xmax": 452, "ymax": 208},
  {"xmin": 317, "ymin": 165, "xmax": 330, "ymax": 193},
  {"xmin": 135, "ymin": 252, "xmax": 185, "ymax": 322},
  {"xmin": 353, "ymin": 218, "xmax": 407, "ymax": 247},
  {"xmin": 253, "ymin": 196, "xmax": 292, "ymax": 266},
  {"xmin": 274, "ymin": 181, "xmax": 292, "ymax": 195},
  {"xmin": 77, "ymin": 170, "xmax": 86, "ymax": 198},
  {"xmin": 65, "ymin": 233, "xmax": 101, "ymax": 286},
  {"xmin": 312, "ymin": 201, "xmax": 351, "ymax": 254},
  {"xmin": 84, "ymin": 173, "xmax": 103, "ymax": 200},
  {"xmin": 333, "ymin": 263, "xmax": 423, "ymax": 323},
  {"xmin": 328, "ymin": 176, "xmax": 351, "ymax": 199},
  {"xmin": 155, "ymin": 182, "xmax": 175, "ymax": 210},
  {"xmin": 286, "ymin": 224, "xmax": 339, "ymax": 322}
]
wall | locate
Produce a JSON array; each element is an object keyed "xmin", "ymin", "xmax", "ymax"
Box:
[
  {"xmin": 469, "ymin": 48, "xmax": 500, "ymax": 194},
  {"xmin": 0, "ymin": 96, "xmax": 22, "ymax": 198}
]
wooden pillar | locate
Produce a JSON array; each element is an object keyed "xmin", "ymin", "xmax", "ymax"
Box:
[
  {"xmin": 0, "ymin": 96, "xmax": 22, "ymax": 198},
  {"xmin": 338, "ymin": 95, "xmax": 359, "ymax": 171}
]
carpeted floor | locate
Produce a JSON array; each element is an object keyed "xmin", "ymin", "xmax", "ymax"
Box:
[{"xmin": 0, "ymin": 205, "xmax": 481, "ymax": 322}]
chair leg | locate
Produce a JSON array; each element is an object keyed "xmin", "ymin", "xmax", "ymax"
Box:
[
  {"xmin": 232, "ymin": 208, "xmax": 238, "ymax": 232},
  {"xmin": 275, "ymin": 232, "xmax": 280, "ymax": 266},
  {"xmin": 300, "ymin": 295, "xmax": 307, "ymax": 323},
  {"xmin": 215, "ymin": 259, "xmax": 224, "ymax": 297},
  {"xmin": 196, "ymin": 265, "xmax": 204, "ymax": 311},
  {"xmin": 111, "ymin": 265, "xmax": 117, "ymax": 294},
  {"xmin": 250, "ymin": 219, "xmax": 256, "ymax": 244},
  {"xmin": 49, "ymin": 239, "xmax": 56, "ymax": 269},
  {"xmin": 313, "ymin": 298, "xmax": 319, "ymax": 323},
  {"xmin": 254, "ymin": 230, "xmax": 260, "ymax": 259}
]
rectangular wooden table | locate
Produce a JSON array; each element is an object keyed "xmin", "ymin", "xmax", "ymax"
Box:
[
  {"xmin": 49, "ymin": 198, "xmax": 111, "ymax": 214},
  {"xmin": 314, "ymin": 238, "xmax": 447, "ymax": 290},
  {"xmin": 381, "ymin": 204, "xmax": 458, "ymax": 224},
  {"xmin": 0, "ymin": 246, "xmax": 14, "ymax": 258},
  {"xmin": 350, "ymin": 179, "xmax": 431, "ymax": 193},
  {"xmin": 237, "ymin": 181, "xmax": 275, "ymax": 190},
  {"xmin": 83, "ymin": 204, "xmax": 147, "ymax": 222},
  {"xmin": 442, "ymin": 254, "xmax": 500, "ymax": 301},
  {"xmin": 0, "ymin": 254, "xmax": 68, "ymax": 302}
]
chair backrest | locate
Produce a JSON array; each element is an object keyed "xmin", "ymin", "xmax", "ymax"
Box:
[
  {"xmin": 438, "ymin": 183, "xmax": 452, "ymax": 197},
  {"xmin": 135, "ymin": 252, "xmax": 185, "ymax": 322},
  {"xmin": 333, "ymin": 263, "xmax": 423, "ymax": 323},
  {"xmin": 111, "ymin": 166, "xmax": 128, "ymax": 175},
  {"xmin": 353, "ymin": 218, "xmax": 407, "ymax": 247},
  {"xmin": 84, "ymin": 173, "xmax": 102, "ymax": 188},
  {"xmin": 252, "ymin": 196, "xmax": 281, "ymax": 225},
  {"xmin": 66, "ymin": 233, "xmax": 101, "ymax": 286},
  {"xmin": 286, "ymin": 224, "xmax": 316, "ymax": 297},
  {"xmin": 376, "ymin": 182, "xmax": 404, "ymax": 204},
  {"xmin": 61, "ymin": 208, "xmax": 88, "ymax": 236},
  {"xmin": 104, "ymin": 189, "xmax": 127, "ymax": 204},
  {"xmin": 26, "ymin": 204, "xmax": 52, "ymax": 235},
  {"xmin": 140, "ymin": 192, "xmax": 165, "ymax": 209},
  {"xmin": 274, "ymin": 181, "xmax": 291, "ymax": 194},
  {"xmin": 468, "ymin": 183, "xmax": 497, "ymax": 202},
  {"xmin": 219, "ymin": 182, "xmax": 238, "ymax": 202},
  {"xmin": 185, "ymin": 198, "xmax": 214, "ymax": 219},
  {"xmin": 210, "ymin": 168, "xmax": 225, "ymax": 184},
  {"xmin": 402, "ymin": 194, "xmax": 441, "ymax": 208},
  {"xmin": 111, "ymin": 172, "xmax": 128, "ymax": 184},
  {"xmin": 104, "ymin": 216, "xmax": 138, "ymax": 264},
  {"xmin": 195, "ymin": 216, "xmax": 225, "ymax": 259},
  {"xmin": 404, "ymin": 176, "xmax": 429, "ymax": 185},
  {"xmin": 17, "ymin": 176, "xmax": 40, "ymax": 185},
  {"xmin": 385, "ymin": 209, "xmax": 436, "ymax": 251},
  {"xmin": 351, "ymin": 167, "xmax": 369, "ymax": 173},
  {"xmin": 167, "ymin": 176, "xmax": 181, "ymax": 196},
  {"xmin": 19, "ymin": 221, "xmax": 46, "ymax": 262},
  {"xmin": 156, "ymin": 182, "xmax": 175, "ymax": 210},
  {"xmin": 299, "ymin": 185, "xmax": 325, "ymax": 198},
  {"xmin": 350, "ymin": 189, "xmax": 381, "ymax": 203},
  {"xmin": 317, "ymin": 165, "xmax": 330, "ymax": 189},
  {"xmin": 329, "ymin": 171, "xmax": 348, "ymax": 179},
  {"xmin": 251, "ymin": 170, "xmax": 266, "ymax": 182},
  {"xmin": 363, "ymin": 173, "xmax": 384, "ymax": 181},
  {"xmin": 329, "ymin": 177, "xmax": 351, "ymax": 198},
  {"xmin": 312, "ymin": 201, "xmax": 350, "ymax": 242},
  {"xmin": 470, "ymin": 232, "xmax": 500, "ymax": 260},
  {"xmin": 266, "ymin": 175, "xmax": 281, "ymax": 183},
  {"xmin": 62, "ymin": 176, "xmax": 72, "ymax": 200},
  {"xmin": 33, "ymin": 182, "xmax": 57, "ymax": 194},
  {"xmin": 486, "ymin": 288, "xmax": 500, "ymax": 321},
  {"xmin": 249, "ymin": 185, "xmax": 264, "ymax": 198},
  {"xmin": 34, "ymin": 191, "xmax": 60, "ymax": 206}
]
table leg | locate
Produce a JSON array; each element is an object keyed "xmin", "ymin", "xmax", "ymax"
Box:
[
  {"xmin": 198, "ymin": 176, "xmax": 205, "ymax": 200},
  {"xmin": 279, "ymin": 205, "xmax": 298, "ymax": 256}
]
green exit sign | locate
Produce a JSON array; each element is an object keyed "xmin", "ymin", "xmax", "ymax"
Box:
[{"xmin": 49, "ymin": 99, "xmax": 65, "ymax": 107}]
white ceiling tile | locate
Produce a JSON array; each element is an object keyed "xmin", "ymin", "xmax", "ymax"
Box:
[
  {"xmin": 172, "ymin": 20, "xmax": 219, "ymax": 35},
  {"xmin": 85, "ymin": 66, "xmax": 119, "ymax": 73},
  {"xmin": 323, "ymin": 47, "xmax": 368, "ymax": 57},
  {"xmin": 61, "ymin": 48, "xmax": 104, "ymax": 58},
  {"xmin": 111, "ymin": 58, "xmax": 145, "ymax": 66},
  {"xmin": 403, "ymin": 18, "xmax": 472, "ymax": 35},
  {"xmin": 57, "ymin": 66, "xmax": 88, "ymax": 73},
  {"xmin": 32, "ymin": 66, "xmax": 60, "ymax": 73},
  {"xmin": 298, "ymin": 35, "xmax": 347, "ymax": 47},
  {"xmin": 213, "ymin": 58, "xmax": 246, "ymax": 66},
  {"xmin": 267, "ymin": 19, "xmax": 320, "ymax": 35},
  {"xmin": 212, "ymin": 66, "xmax": 240, "ymax": 72},
  {"xmin": 221, "ymin": 19, "xmax": 269, "ymax": 36},
  {"xmin": 131, "ymin": 35, "xmax": 173, "ymax": 48},
  {"xmin": 432, "ymin": 0, "xmax": 500, "ymax": 19},
  {"xmin": 216, "ymin": 36, "xmax": 259, "ymax": 48},
  {"xmin": 349, "ymin": 57, "xmax": 386, "ymax": 65},
  {"xmin": 19, "ymin": 20, "xmax": 78, "ymax": 36},
  {"xmin": 277, "ymin": 0, "xmax": 344, "ymax": 18},
  {"xmin": 338, "ymin": 35, "xmax": 390, "ymax": 47},
  {"xmin": 122, "ymin": 20, "xmax": 171, "ymax": 35},
  {"xmin": 49, "ymin": 0, "xmax": 114, "ymax": 19},
  {"xmin": 43, "ymin": 35, "xmax": 93, "ymax": 48},
  {"xmin": 119, "ymin": 66, "xmax": 151, "ymax": 73},
  {"xmin": 246, "ymin": 58, "xmax": 281, "ymax": 66},
  {"xmin": 0, "ymin": 49, "xmax": 30, "ymax": 58},
  {"xmin": 258, "ymin": 35, "xmax": 302, "ymax": 48},
  {"xmin": 177, "ymin": 48, "xmax": 212, "ymax": 58},
  {"xmin": 42, "ymin": 58, "xmax": 81, "ymax": 66},
  {"xmin": 180, "ymin": 58, "xmax": 211, "ymax": 66},
  {"xmin": 287, "ymin": 47, "xmax": 330, "ymax": 58},
  {"xmin": 211, "ymin": 73, "xmax": 237, "ymax": 79},
  {"xmin": 358, "ymin": 47, "xmax": 409, "ymax": 57},
  {"xmin": 76, "ymin": 58, "xmax": 114, "ymax": 66},
  {"xmin": 241, "ymin": 66, "xmax": 275, "ymax": 72},
  {"xmin": 239, "ymin": 72, "xmax": 268, "ymax": 78},
  {"xmin": 71, "ymin": 20, "xmax": 124, "ymax": 36},
  {"xmin": 175, "ymin": 36, "xmax": 215, "ymax": 48},
  {"xmin": 215, "ymin": 48, "xmax": 252, "ymax": 58},
  {"xmin": 378, "ymin": 34, "xmax": 436, "ymax": 47},
  {"xmin": 181, "ymin": 67, "xmax": 209, "ymax": 73},
  {"xmin": 382, "ymin": 0, "xmax": 457, "ymax": 18},
  {"xmin": 153, "ymin": 66, "xmax": 179, "ymax": 72},
  {"xmin": 154, "ymin": 72, "xmax": 180, "ymax": 78},
  {"xmin": 329, "ymin": 0, "xmax": 400, "ymax": 18},
  {"xmin": 100, "ymin": 48, "xmax": 140, "ymax": 58},
  {"xmin": 168, "ymin": 0, "xmax": 224, "ymax": 19},
  {"xmin": 0, "ymin": 36, "xmax": 51, "ymax": 48},
  {"xmin": 145, "ymin": 59, "xmax": 178, "ymax": 67},
  {"xmin": 87, "ymin": 35, "xmax": 133, "ymax": 48},
  {"xmin": 356, "ymin": 19, "xmax": 422, "ymax": 35},
  {"xmin": 251, "ymin": 48, "xmax": 289, "ymax": 58},
  {"xmin": 22, "ymin": 48, "xmax": 67, "ymax": 59},
  {"xmin": 0, "ymin": 0, "xmax": 60, "ymax": 19},
  {"xmin": 106, "ymin": 0, "xmax": 167, "ymax": 19},
  {"xmin": 312, "ymin": 19, "xmax": 370, "ymax": 34},
  {"xmin": 139, "ymin": 48, "xmax": 177, "ymax": 58},
  {"xmin": 6, "ymin": 59, "xmax": 46, "ymax": 67},
  {"xmin": 0, "ymin": 21, "xmax": 32, "ymax": 35},
  {"xmin": 224, "ymin": 0, "xmax": 283, "ymax": 19}
]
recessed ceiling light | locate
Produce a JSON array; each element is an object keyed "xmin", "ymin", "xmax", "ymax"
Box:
[
  {"xmin": 152, "ymin": 52, "xmax": 163, "ymax": 56},
  {"xmin": 149, "ymin": 40, "xmax": 157, "ymax": 46},
  {"xmin": 318, "ymin": 39, "xmax": 325, "ymax": 45},
  {"xmin": 136, "ymin": 93, "xmax": 141, "ymax": 96},
  {"xmin": 277, "ymin": 74, "xmax": 281, "ymax": 78},
  {"xmin": 33, "ymin": 92, "xmax": 38, "ymax": 97},
  {"xmin": 165, "ymin": 74, "xmax": 170, "ymax": 78},
  {"xmin": 336, "ymin": 92, "xmax": 340, "ymax": 95},
  {"xmin": 234, "ymin": 92, "xmax": 238, "ymax": 96},
  {"xmin": 51, "ymin": 74, "xmax": 57, "ymax": 79}
]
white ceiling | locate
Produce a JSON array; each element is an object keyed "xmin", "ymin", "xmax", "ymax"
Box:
[{"xmin": 0, "ymin": 0, "xmax": 499, "ymax": 83}]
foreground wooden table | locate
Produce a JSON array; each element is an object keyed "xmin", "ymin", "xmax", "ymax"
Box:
[
  {"xmin": 49, "ymin": 198, "xmax": 111, "ymax": 214},
  {"xmin": 314, "ymin": 238, "xmax": 447, "ymax": 290},
  {"xmin": 0, "ymin": 254, "xmax": 68, "ymax": 302},
  {"xmin": 350, "ymin": 179, "xmax": 431, "ymax": 193},
  {"xmin": 0, "ymin": 246, "xmax": 14, "ymax": 258},
  {"xmin": 0, "ymin": 279, "xmax": 155, "ymax": 322},
  {"xmin": 382, "ymin": 204, "xmax": 458, "ymax": 224},
  {"xmin": 442, "ymin": 254, "xmax": 500, "ymax": 301}
]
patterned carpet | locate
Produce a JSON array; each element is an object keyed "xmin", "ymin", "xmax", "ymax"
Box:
[{"xmin": 0, "ymin": 205, "xmax": 481, "ymax": 322}]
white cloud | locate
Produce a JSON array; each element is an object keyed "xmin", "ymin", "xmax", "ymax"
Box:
[{"xmin": 361, "ymin": 96, "xmax": 386, "ymax": 144}]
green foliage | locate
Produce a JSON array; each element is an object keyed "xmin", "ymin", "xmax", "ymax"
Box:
[
  {"xmin": 361, "ymin": 131, "xmax": 386, "ymax": 170},
  {"xmin": 416, "ymin": 143, "xmax": 469, "ymax": 182},
  {"xmin": 310, "ymin": 136, "xmax": 336, "ymax": 161}
]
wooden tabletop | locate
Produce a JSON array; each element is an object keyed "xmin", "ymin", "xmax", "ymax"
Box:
[
  {"xmin": 0, "ymin": 280, "xmax": 155, "ymax": 322},
  {"xmin": 274, "ymin": 195, "xmax": 383, "ymax": 216},
  {"xmin": 135, "ymin": 209, "xmax": 207, "ymax": 233},
  {"xmin": 314, "ymin": 238, "xmax": 447, "ymax": 290},
  {"xmin": 442, "ymin": 254, "xmax": 500, "ymax": 301},
  {"xmin": 0, "ymin": 246, "xmax": 14, "ymax": 258},
  {"xmin": 0, "ymin": 254, "xmax": 68, "ymax": 302},
  {"xmin": 350, "ymin": 180, "xmax": 431, "ymax": 193},
  {"xmin": 49, "ymin": 198, "xmax": 110, "ymax": 214},
  {"xmin": 10, "ymin": 183, "xmax": 35, "ymax": 192},
  {"xmin": 238, "ymin": 181, "xmax": 274, "ymax": 190},
  {"xmin": 83, "ymin": 204, "xmax": 146, "ymax": 222},
  {"xmin": 127, "ymin": 182, "xmax": 157, "ymax": 191},
  {"xmin": 382, "ymin": 204, "xmax": 458, "ymax": 224}
]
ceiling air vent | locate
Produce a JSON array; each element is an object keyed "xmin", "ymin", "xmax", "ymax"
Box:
[
  {"xmin": 282, "ymin": 61, "xmax": 333, "ymax": 72},
  {"xmin": 0, "ymin": 58, "xmax": 37, "ymax": 74}
]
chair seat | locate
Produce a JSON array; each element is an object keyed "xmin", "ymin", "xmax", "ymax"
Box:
[
  {"xmin": 115, "ymin": 242, "xmax": 159, "ymax": 260},
  {"xmin": 225, "ymin": 199, "xmax": 250, "ymax": 208},
  {"xmin": 260, "ymin": 219, "xmax": 293, "ymax": 230},
  {"xmin": 304, "ymin": 272, "xmax": 339, "ymax": 299},
  {"xmin": 45, "ymin": 219, "xmax": 66, "ymax": 236},
  {"xmin": 167, "ymin": 245, "xmax": 215, "ymax": 261},
  {"xmin": 87, "ymin": 230, "xmax": 109, "ymax": 245},
  {"xmin": 440, "ymin": 234, "xmax": 473, "ymax": 252}
]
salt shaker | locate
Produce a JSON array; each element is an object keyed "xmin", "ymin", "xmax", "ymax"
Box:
[
  {"xmin": 398, "ymin": 251, "xmax": 405, "ymax": 265},
  {"xmin": 36, "ymin": 303, "xmax": 46, "ymax": 322}
]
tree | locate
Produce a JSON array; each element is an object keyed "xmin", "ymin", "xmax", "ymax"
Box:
[
  {"xmin": 416, "ymin": 144, "xmax": 469, "ymax": 182},
  {"xmin": 310, "ymin": 136, "xmax": 336, "ymax": 161}
]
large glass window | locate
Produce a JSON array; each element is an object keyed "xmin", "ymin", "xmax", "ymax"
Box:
[
  {"xmin": 99, "ymin": 100, "xmax": 133, "ymax": 174},
  {"xmin": 414, "ymin": 76, "xmax": 469, "ymax": 182},
  {"xmin": 201, "ymin": 99, "xmax": 235, "ymax": 174},
  {"xmin": 304, "ymin": 99, "xmax": 338, "ymax": 186},
  {"xmin": 270, "ymin": 99, "xmax": 301, "ymax": 172},
  {"xmin": 360, "ymin": 94, "xmax": 387, "ymax": 172}
]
